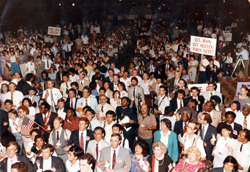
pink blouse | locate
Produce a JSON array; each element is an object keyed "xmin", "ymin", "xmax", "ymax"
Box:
[{"xmin": 174, "ymin": 158, "xmax": 206, "ymax": 172}]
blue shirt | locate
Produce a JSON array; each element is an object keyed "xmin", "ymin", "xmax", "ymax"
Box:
[
  {"xmin": 236, "ymin": 49, "xmax": 249, "ymax": 60},
  {"xmin": 43, "ymin": 156, "xmax": 52, "ymax": 171}
]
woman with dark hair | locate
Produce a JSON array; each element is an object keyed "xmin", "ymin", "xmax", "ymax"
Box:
[
  {"xmin": 1, "ymin": 83, "xmax": 9, "ymax": 103},
  {"xmin": 66, "ymin": 145, "xmax": 83, "ymax": 172},
  {"xmin": 118, "ymin": 82, "xmax": 128, "ymax": 98},
  {"xmin": 39, "ymin": 71, "xmax": 48, "ymax": 91},
  {"xmin": 210, "ymin": 156, "xmax": 238, "ymax": 172},
  {"xmin": 211, "ymin": 95, "xmax": 226, "ymax": 120},
  {"xmin": 48, "ymin": 67, "xmax": 56, "ymax": 81},
  {"xmin": 213, "ymin": 124, "xmax": 234, "ymax": 167},
  {"xmin": 110, "ymin": 90, "xmax": 121, "ymax": 110},
  {"xmin": 130, "ymin": 139, "xmax": 149, "ymax": 172},
  {"xmin": 22, "ymin": 98, "xmax": 36, "ymax": 117},
  {"xmin": 170, "ymin": 78, "xmax": 190, "ymax": 99},
  {"xmin": 233, "ymin": 86, "xmax": 250, "ymax": 110},
  {"xmin": 154, "ymin": 118, "xmax": 179, "ymax": 163}
]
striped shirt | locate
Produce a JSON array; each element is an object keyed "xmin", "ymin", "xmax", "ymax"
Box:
[{"xmin": 63, "ymin": 116, "xmax": 80, "ymax": 131}]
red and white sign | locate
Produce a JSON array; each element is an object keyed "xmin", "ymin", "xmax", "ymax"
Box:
[
  {"xmin": 48, "ymin": 26, "xmax": 61, "ymax": 36},
  {"xmin": 190, "ymin": 36, "xmax": 217, "ymax": 56},
  {"xmin": 188, "ymin": 83, "xmax": 221, "ymax": 96}
]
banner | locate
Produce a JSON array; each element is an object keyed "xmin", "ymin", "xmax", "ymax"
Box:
[
  {"xmin": 188, "ymin": 83, "xmax": 221, "ymax": 96},
  {"xmin": 190, "ymin": 36, "xmax": 217, "ymax": 56},
  {"xmin": 90, "ymin": 26, "xmax": 100, "ymax": 33},
  {"xmin": 224, "ymin": 33, "xmax": 232, "ymax": 42},
  {"xmin": 48, "ymin": 26, "xmax": 61, "ymax": 36},
  {"xmin": 236, "ymin": 82, "xmax": 250, "ymax": 96}
]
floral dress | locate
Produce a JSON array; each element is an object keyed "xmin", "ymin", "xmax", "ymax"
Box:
[{"xmin": 130, "ymin": 152, "xmax": 149, "ymax": 172}]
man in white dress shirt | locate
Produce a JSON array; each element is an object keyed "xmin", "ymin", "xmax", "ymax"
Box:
[
  {"xmin": 154, "ymin": 85, "xmax": 170, "ymax": 118},
  {"xmin": 60, "ymin": 74, "xmax": 71, "ymax": 100},
  {"xmin": 202, "ymin": 82, "xmax": 222, "ymax": 102},
  {"xmin": 120, "ymin": 71, "xmax": 130, "ymax": 91},
  {"xmin": 43, "ymin": 54, "xmax": 53, "ymax": 72},
  {"xmin": 5, "ymin": 82, "xmax": 24, "ymax": 108},
  {"xmin": 42, "ymin": 79, "xmax": 62, "ymax": 112},
  {"xmin": 235, "ymin": 104, "xmax": 250, "ymax": 130}
]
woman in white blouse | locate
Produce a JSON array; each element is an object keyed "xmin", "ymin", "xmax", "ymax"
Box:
[
  {"xmin": 26, "ymin": 56, "xmax": 36, "ymax": 75},
  {"xmin": 225, "ymin": 101, "xmax": 243, "ymax": 118},
  {"xmin": 8, "ymin": 51, "xmax": 21, "ymax": 74},
  {"xmin": 22, "ymin": 98, "xmax": 36, "ymax": 117},
  {"xmin": 118, "ymin": 82, "xmax": 128, "ymax": 98}
]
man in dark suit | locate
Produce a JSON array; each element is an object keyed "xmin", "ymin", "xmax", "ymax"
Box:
[
  {"xmin": 70, "ymin": 82, "xmax": 82, "ymax": 98},
  {"xmin": 24, "ymin": 87, "xmax": 40, "ymax": 109},
  {"xmin": 55, "ymin": 66, "xmax": 66, "ymax": 86},
  {"xmin": 170, "ymin": 89, "xmax": 189, "ymax": 112},
  {"xmin": 217, "ymin": 111, "xmax": 242, "ymax": 139},
  {"xmin": 162, "ymin": 59, "xmax": 174, "ymax": 75},
  {"xmin": 104, "ymin": 69, "xmax": 114, "ymax": 86},
  {"xmin": 168, "ymin": 70, "xmax": 182, "ymax": 94},
  {"xmin": 96, "ymin": 88, "xmax": 110, "ymax": 104},
  {"xmin": 206, "ymin": 59, "xmax": 218, "ymax": 82},
  {"xmin": 110, "ymin": 74, "xmax": 120, "ymax": 91},
  {"xmin": 145, "ymin": 59, "xmax": 157, "ymax": 74},
  {"xmin": 0, "ymin": 141, "xmax": 34, "ymax": 172},
  {"xmin": 16, "ymin": 73, "xmax": 34, "ymax": 96},
  {"xmin": 210, "ymin": 155, "xmax": 238, "ymax": 172},
  {"xmin": 198, "ymin": 112, "xmax": 217, "ymax": 161},
  {"xmin": 64, "ymin": 88, "xmax": 78, "ymax": 111},
  {"xmin": 34, "ymin": 144, "xmax": 66, "ymax": 172},
  {"xmin": 0, "ymin": 102, "xmax": 8, "ymax": 136},
  {"xmin": 33, "ymin": 101, "xmax": 58, "ymax": 141},
  {"xmin": 116, "ymin": 97, "xmax": 137, "ymax": 148},
  {"xmin": 190, "ymin": 86, "xmax": 205, "ymax": 112},
  {"xmin": 67, "ymin": 117, "xmax": 94, "ymax": 153}
]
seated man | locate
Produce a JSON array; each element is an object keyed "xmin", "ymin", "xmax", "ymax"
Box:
[
  {"xmin": 79, "ymin": 153, "xmax": 96, "ymax": 172},
  {"xmin": 35, "ymin": 144, "xmax": 66, "ymax": 172},
  {"xmin": 111, "ymin": 123, "xmax": 130, "ymax": 150},
  {"xmin": 97, "ymin": 133, "xmax": 131, "ymax": 172},
  {"xmin": 85, "ymin": 108, "xmax": 101, "ymax": 131},
  {"xmin": 63, "ymin": 108, "xmax": 80, "ymax": 131}
]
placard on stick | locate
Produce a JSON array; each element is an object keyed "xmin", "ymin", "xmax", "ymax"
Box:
[{"xmin": 190, "ymin": 36, "xmax": 217, "ymax": 56}]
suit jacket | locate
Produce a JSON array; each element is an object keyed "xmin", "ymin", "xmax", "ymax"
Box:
[
  {"xmin": 145, "ymin": 63, "xmax": 157, "ymax": 74},
  {"xmin": 86, "ymin": 139, "xmax": 110, "ymax": 160},
  {"xmin": 162, "ymin": 64, "xmax": 174, "ymax": 74},
  {"xmin": 16, "ymin": 80, "xmax": 32, "ymax": 96},
  {"xmin": 210, "ymin": 167, "xmax": 237, "ymax": 172},
  {"xmin": 33, "ymin": 112, "xmax": 58, "ymax": 140},
  {"xmin": 64, "ymin": 97, "xmax": 78, "ymax": 111},
  {"xmin": 217, "ymin": 122, "xmax": 242, "ymax": 139},
  {"xmin": 174, "ymin": 120, "xmax": 185, "ymax": 137},
  {"xmin": 168, "ymin": 78, "xmax": 180, "ymax": 94},
  {"xmin": 189, "ymin": 96, "xmax": 205, "ymax": 112},
  {"xmin": 170, "ymin": 98, "xmax": 188, "ymax": 112},
  {"xmin": 56, "ymin": 71, "xmax": 66, "ymax": 81},
  {"xmin": 76, "ymin": 90, "xmax": 83, "ymax": 98},
  {"xmin": 35, "ymin": 156, "xmax": 66, "ymax": 172},
  {"xmin": 206, "ymin": 64, "xmax": 218, "ymax": 82},
  {"xmin": 24, "ymin": 95, "xmax": 40, "ymax": 109},
  {"xmin": 116, "ymin": 106, "xmax": 137, "ymax": 133},
  {"xmin": 69, "ymin": 129, "xmax": 94, "ymax": 153},
  {"xmin": 199, "ymin": 124, "xmax": 217, "ymax": 161},
  {"xmin": 76, "ymin": 96, "xmax": 98, "ymax": 117},
  {"xmin": 198, "ymin": 110, "xmax": 222, "ymax": 128},
  {"xmin": 99, "ymin": 146, "xmax": 131, "ymax": 172},
  {"xmin": 128, "ymin": 86, "xmax": 145, "ymax": 112},
  {"xmin": 0, "ymin": 154, "xmax": 34, "ymax": 172},
  {"xmin": 77, "ymin": 79, "xmax": 90, "ymax": 91},
  {"xmin": 202, "ymin": 91, "xmax": 222, "ymax": 102},
  {"xmin": 36, "ymin": 60, "xmax": 45, "ymax": 79},
  {"xmin": 0, "ymin": 109, "xmax": 8, "ymax": 136}
]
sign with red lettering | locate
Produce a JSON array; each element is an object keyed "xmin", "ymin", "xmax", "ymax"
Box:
[
  {"xmin": 48, "ymin": 26, "xmax": 61, "ymax": 36},
  {"xmin": 190, "ymin": 36, "xmax": 217, "ymax": 56}
]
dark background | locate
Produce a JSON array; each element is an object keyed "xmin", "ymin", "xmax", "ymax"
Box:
[{"xmin": 0, "ymin": 0, "xmax": 249, "ymax": 32}]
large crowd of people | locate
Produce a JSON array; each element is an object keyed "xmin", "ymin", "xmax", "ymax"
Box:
[{"xmin": 0, "ymin": 18, "xmax": 250, "ymax": 172}]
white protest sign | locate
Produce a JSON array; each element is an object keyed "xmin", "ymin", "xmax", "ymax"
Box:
[
  {"xmin": 190, "ymin": 36, "xmax": 217, "ymax": 56},
  {"xmin": 48, "ymin": 26, "xmax": 61, "ymax": 36},
  {"xmin": 188, "ymin": 83, "xmax": 221, "ymax": 96},
  {"xmin": 224, "ymin": 33, "xmax": 232, "ymax": 41}
]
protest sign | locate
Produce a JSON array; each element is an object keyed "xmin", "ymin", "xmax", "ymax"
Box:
[
  {"xmin": 190, "ymin": 36, "xmax": 217, "ymax": 56},
  {"xmin": 48, "ymin": 26, "xmax": 61, "ymax": 36}
]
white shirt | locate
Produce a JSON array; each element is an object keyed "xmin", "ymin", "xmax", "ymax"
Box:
[
  {"xmin": 160, "ymin": 130, "xmax": 170, "ymax": 148},
  {"xmin": 199, "ymin": 58, "xmax": 209, "ymax": 72},
  {"xmin": 42, "ymin": 88, "xmax": 62, "ymax": 106},
  {"xmin": 214, "ymin": 60, "xmax": 220, "ymax": 68},
  {"xmin": 138, "ymin": 80, "xmax": 150, "ymax": 95},
  {"xmin": 5, "ymin": 91, "xmax": 24, "ymax": 108},
  {"xmin": 110, "ymin": 146, "xmax": 120, "ymax": 168},
  {"xmin": 120, "ymin": 78, "xmax": 130, "ymax": 90},
  {"xmin": 79, "ymin": 130, "xmax": 87, "ymax": 152},
  {"xmin": 66, "ymin": 159, "xmax": 80, "ymax": 172},
  {"xmin": 7, "ymin": 155, "xmax": 18, "ymax": 172},
  {"xmin": 158, "ymin": 95, "xmax": 170, "ymax": 115},
  {"xmin": 183, "ymin": 133, "xmax": 206, "ymax": 158},
  {"xmin": 235, "ymin": 113, "xmax": 250, "ymax": 130},
  {"xmin": 9, "ymin": 118, "xmax": 20, "ymax": 133},
  {"xmin": 57, "ymin": 108, "xmax": 66, "ymax": 119},
  {"xmin": 177, "ymin": 98, "xmax": 184, "ymax": 109},
  {"xmin": 224, "ymin": 56, "xmax": 233, "ymax": 64},
  {"xmin": 43, "ymin": 59, "xmax": 53, "ymax": 70}
]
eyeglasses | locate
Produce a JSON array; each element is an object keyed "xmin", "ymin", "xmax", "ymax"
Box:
[{"xmin": 187, "ymin": 126, "xmax": 195, "ymax": 130}]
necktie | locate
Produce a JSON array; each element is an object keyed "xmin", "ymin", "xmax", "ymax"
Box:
[
  {"xmin": 112, "ymin": 150, "xmax": 116, "ymax": 169},
  {"xmin": 202, "ymin": 126, "xmax": 205, "ymax": 140},
  {"xmin": 57, "ymin": 131, "xmax": 59, "ymax": 140},
  {"xmin": 133, "ymin": 88, "xmax": 135, "ymax": 98},
  {"xmin": 42, "ymin": 114, "xmax": 48, "ymax": 135},
  {"xmin": 89, "ymin": 122, "xmax": 92, "ymax": 130},
  {"xmin": 240, "ymin": 144, "xmax": 243, "ymax": 152},
  {"xmin": 85, "ymin": 99, "xmax": 88, "ymax": 106},
  {"xmin": 96, "ymin": 143, "xmax": 99, "ymax": 160},
  {"xmin": 183, "ymin": 122, "xmax": 187, "ymax": 134},
  {"xmin": 67, "ymin": 45, "xmax": 69, "ymax": 52},
  {"xmin": 243, "ymin": 116, "xmax": 247, "ymax": 129},
  {"xmin": 66, "ymin": 83, "xmax": 69, "ymax": 94},
  {"xmin": 71, "ymin": 100, "xmax": 73, "ymax": 108},
  {"xmin": 60, "ymin": 73, "xmax": 62, "ymax": 81},
  {"xmin": 101, "ymin": 106, "xmax": 104, "ymax": 113},
  {"xmin": 180, "ymin": 100, "xmax": 183, "ymax": 108},
  {"xmin": 50, "ymin": 90, "xmax": 54, "ymax": 111},
  {"xmin": 47, "ymin": 59, "xmax": 49, "ymax": 68},
  {"xmin": 80, "ymin": 133, "xmax": 84, "ymax": 152},
  {"xmin": 11, "ymin": 92, "xmax": 13, "ymax": 102}
]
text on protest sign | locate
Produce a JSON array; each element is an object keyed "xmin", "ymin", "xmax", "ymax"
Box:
[
  {"xmin": 190, "ymin": 36, "xmax": 217, "ymax": 56},
  {"xmin": 48, "ymin": 26, "xmax": 61, "ymax": 36}
]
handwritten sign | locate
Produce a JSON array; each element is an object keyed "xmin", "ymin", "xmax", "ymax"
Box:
[
  {"xmin": 190, "ymin": 36, "xmax": 217, "ymax": 56},
  {"xmin": 48, "ymin": 26, "xmax": 61, "ymax": 36},
  {"xmin": 224, "ymin": 33, "xmax": 232, "ymax": 42}
]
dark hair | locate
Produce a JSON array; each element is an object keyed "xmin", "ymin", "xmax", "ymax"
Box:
[
  {"xmin": 225, "ymin": 111, "xmax": 236, "ymax": 118},
  {"xmin": 26, "ymin": 73, "xmax": 34, "ymax": 81},
  {"xmin": 8, "ymin": 109, "xmax": 18, "ymax": 118},
  {"xmin": 82, "ymin": 106, "xmax": 91, "ymax": 112},
  {"xmin": 34, "ymin": 135, "xmax": 46, "ymax": 143},
  {"xmin": 70, "ymin": 82, "xmax": 79, "ymax": 88},
  {"xmin": 89, "ymin": 81, "xmax": 97, "ymax": 90},
  {"xmin": 118, "ymin": 82, "xmax": 127, "ymax": 92},
  {"xmin": 83, "ymin": 86, "xmax": 91, "ymax": 94},
  {"xmin": 161, "ymin": 118, "xmax": 172, "ymax": 130},
  {"xmin": 231, "ymin": 101, "xmax": 241, "ymax": 111},
  {"xmin": 131, "ymin": 77, "xmax": 138, "ymax": 84},
  {"xmin": 106, "ymin": 110, "xmax": 116, "ymax": 118},
  {"xmin": 179, "ymin": 79, "xmax": 187, "ymax": 88},
  {"xmin": 111, "ymin": 133, "xmax": 122, "ymax": 141},
  {"xmin": 99, "ymin": 87, "xmax": 106, "ymax": 92},
  {"xmin": 112, "ymin": 123, "xmax": 122, "ymax": 131},
  {"xmin": 1, "ymin": 83, "xmax": 9, "ymax": 93},
  {"xmin": 94, "ymin": 126, "xmax": 106, "ymax": 138},
  {"xmin": 79, "ymin": 153, "xmax": 96, "ymax": 170},
  {"xmin": 220, "ymin": 124, "xmax": 233, "ymax": 138},
  {"xmin": 208, "ymin": 81, "xmax": 217, "ymax": 90},
  {"xmin": 190, "ymin": 86, "xmax": 200, "ymax": 94},
  {"xmin": 68, "ymin": 145, "xmax": 83, "ymax": 159},
  {"xmin": 223, "ymin": 156, "xmax": 238, "ymax": 171},
  {"xmin": 68, "ymin": 88, "xmax": 76, "ymax": 95},
  {"xmin": 22, "ymin": 98, "xmax": 32, "ymax": 107},
  {"xmin": 132, "ymin": 139, "xmax": 149, "ymax": 157},
  {"xmin": 41, "ymin": 144, "xmax": 55, "ymax": 154},
  {"xmin": 41, "ymin": 101, "xmax": 50, "ymax": 111},
  {"xmin": 85, "ymin": 108, "xmax": 96, "ymax": 117},
  {"xmin": 11, "ymin": 162, "xmax": 28, "ymax": 172},
  {"xmin": 41, "ymin": 71, "xmax": 48, "ymax": 78},
  {"xmin": 202, "ymin": 112, "xmax": 212, "ymax": 124},
  {"xmin": 177, "ymin": 89, "xmax": 185, "ymax": 96},
  {"xmin": 242, "ymin": 129, "xmax": 250, "ymax": 141},
  {"xmin": 30, "ymin": 129, "xmax": 41, "ymax": 136},
  {"xmin": 164, "ymin": 106, "xmax": 174, "ymax": 116}
]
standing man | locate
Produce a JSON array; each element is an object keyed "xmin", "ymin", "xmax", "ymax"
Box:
[
  {"xmin": 76, "ymin": 86, "xmax": 98, "ymax": 117},
  {"xmin": 235, "ymin": 46, "xmax": 250, "ymax": 79},
  {"xmin": 35, "ymin": 56, "xmax": 45, "ymax": 80},
  {"xmin": 5, "ymin": 82, "xmax": 24, "ymax": 108},
  {"xmin": 64, "ymin": 88, "xmax": 78, "ymax": 111},
  {"xmin": 137, "ymin": 104, "xmax": 157, "ymax": 154},
  {"xmin": 60, "ymin": 74, "xmax": 72, "ymax": 100},
  {"xmin": 66, "ymin": 117, "xmax": 94, "ymax": 153},
  {"xmin": 24, "ymin": 87, "xmax": 40, "ymax": 109},
  {"xmin": 63, "ymin": 40, "xmax": 73, "ymax": 61},
  {"xmin": 168, "ymin": 70, "xmax": 182, "ymax": 94},
  {"xmin": 198, "ymin": 55, "xmax": 209, "ymax": 83},
  {"xmin": 202, "ymin": 82, "xmax": 222, "ymax": 102},
  {"xmin": 198, "ymin": 112, "xmax": 217, "ymax": 161},
  {"xmin": 128, "ymin": 77, "xmax": 145, "ymax": 113},
  {"xmin": 97, "ymin": 133, "xmax": 131, "ymax": 172},
  {"xmin": 190, "ymin": 87, "xmax": 205, "ymax": 112},
  {"xmin": 154, "ymin": 85, "xmax": 170, "ymax": 118},
  {"xmin": 116, "ymin": 97, "xmax": 137, "ymax": 148}
]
